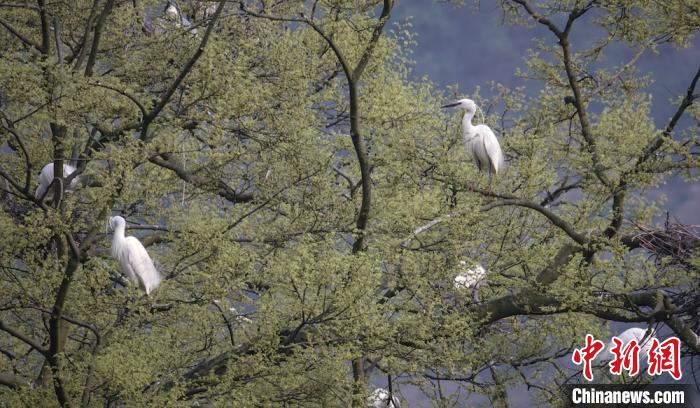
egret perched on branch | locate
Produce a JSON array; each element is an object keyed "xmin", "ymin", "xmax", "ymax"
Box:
[
  {"xmin": 108, "ymin": 216, "xmax": 162, "ymax": 295},
  {"xmin": 442, "ymin": 98, "xmax": 504, "ymax": 186},
  {"xmin": 35, "ymin": 162, "xmax": 79, "ymax": 200},
  {"xmin": 162, "ymin": 1, "xmax": 198, "ymax": 35}
]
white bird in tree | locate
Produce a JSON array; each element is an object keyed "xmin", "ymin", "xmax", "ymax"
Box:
[
  {"xmin": 108, "ymin": 216, "xmax": 162, "ymax": 295},
  {"xmin": 35, "ymin": 162, "xmax": 79, "ymax": 200},
  {"xmin": 442, "ymin": 98, "xmax": 504, "ymax": 186},
  {"xmin": 366, "ymin": 388, "xmax": 400, "ymax": 408},
  {"xmin": 453, "ymin": 261, "xmax": 487, "ymax": 290},
  {"xmin": 162, "ymin": 1, "xmax": 198, "ymax": 35},
  {"xmin": 599, "ymin": 327, "xmax": 656, "ymax": 361}
]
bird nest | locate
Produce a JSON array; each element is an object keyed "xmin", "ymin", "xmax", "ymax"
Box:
[{"xmin": 633, "ymin": 215, "xmax": 700, "ymax": 267}]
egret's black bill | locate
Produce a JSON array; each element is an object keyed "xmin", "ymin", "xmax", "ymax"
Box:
[{"xmin": 441, "ymin": 102, "xmax": 460, "ymax": 108}]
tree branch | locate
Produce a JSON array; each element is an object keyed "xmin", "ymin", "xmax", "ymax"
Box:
[
  {"xmin": 0, "ymin": 118, "xmax": 33, "ymax": 195},
  {"xmin": 72, "ymin": 0, "xmax": 100, "ymax": 71},
  {"xmin": 634, "ymin": 66, "xmax": 700, "ymax": 170},
  {"xmin": 89, "ymin": 81, "xmax": 147, "ymax": 118},
  {"xmin": 510, "ymin": 0, "xmax": 610, "ymax": 188},
  {"xmin": 52, "ymin": 16, "xmax": 63, "ymax": 63},
  {"xmin": 148, "ymin": 154, "xmax": 254, "ymax": 204},
  {"xmin": 141, "ymin": 0, "xmax": 226, "ymax": 142},
  {"xmin": 0, "ymin": 17, "xmax": 42, "ymax": 51},
  {"xmin": 47, "ymin": 257, "xmax": 81, "ymax": 407},
  {"xmin": 0, "ymin": 372, "xmax": 31, "ymax": 389},
  {"xmin": 510, "ymin": 0, "xmax": 562, "ymax": 38},
  {"xmin": 36, "ymin": 0, "xmax": 50, "ymax": 54},
  {"xmin": 351, "ymin": 0, "xmax": 393, "ymax": 81},
  {"xmin": 84, "ymin": 0, "xmax": 114, "ymax": 76},
  {"xmin": 0, "ymin": 320, "xmax": 48, "ymax": 355},
  {"xmin": 481, "ymin": 199, "xmax": 588, "ymax": 245}
]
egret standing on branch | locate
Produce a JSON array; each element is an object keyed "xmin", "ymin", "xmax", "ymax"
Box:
[
  {"xmin": 442, "ymin": 98, "xmax": 504, "ymax": 187},
  {"xmin": 108, "ymin": 216, "xmax": 163, "ymax": 295}
]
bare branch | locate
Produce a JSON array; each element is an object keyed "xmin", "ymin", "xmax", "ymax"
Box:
[
  {"xmin": 0, "ymin": 3, "xmax": 40, "ymax": 10},
  {"xmin": 72, "ymin": 0, "xmax": 100, "ymax": 71},
  {"xmin": 148, "ymin": 154, "xmax": 254, "ymax": 204},
  {"xmin": 0, "ymin": 372, "xmax": 31, "ymax": 389},
  {"xmin": 0, "ymin": 17, "xmax": 42, "ymax": 51},
  {"xmin": 0, "ymin": 119, "xmax": 33, "ymax": 194},
  {"xmin": 352, "ymin": 0, "xmax": 393, "ymax": 81},
  {"xmin": 587, "ymin": 46, "xmax": 646, "ymax": 99},
  {"xmin": 481, "ymin": 199, "xmax": 588, "ymax": 245},
  {"xmin": 509, "ymin": 0, "xmax": 562, "ymax": 38},
  {"xmin": 52, "ymin": 16, "xmax": 63, "ymax": 63},
  {"xmin": 89, "ymin": 81, "xmax": 147, "ymax": 118},
  {"xmin": 509, "ymin": 0, "xmax": 610, "ymax": 188},
  {"xmin": 401, "ymin": 210, "xmax": 462, "ymax": 248},
  {"xmin": 0, "ymin": 320, "xmax": 48, "ymax": 355},
  {"xmin": 84, "ymin": 0, "xmax": 114, "ymax": 76},
  {"xmin": 36, "ymin": 0, "xmax": 50, "ymax": 54},
  {"xmin": 635, "ymin": 66, "xmax": 700, "ymax": 169}
]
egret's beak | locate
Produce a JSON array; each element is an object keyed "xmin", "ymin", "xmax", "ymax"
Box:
[{"xmin": 441, "ymin": 102, "xmax": 460, "ymax": 109}]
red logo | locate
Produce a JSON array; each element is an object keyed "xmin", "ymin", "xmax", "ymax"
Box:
[
  {"xmin": 572, "ymin": 334, "xmax": 683, "ymax": 381},
  {"xmin": 608, "ymin": 337, "xmax": 640, "ymax": 376},
  {"xmin": 572, "ymin": 334, "xmax": 605, "ymax": 381},
  {"xmin": 647, "ymin": 337, "xmax": 682, "ymax": 380}
]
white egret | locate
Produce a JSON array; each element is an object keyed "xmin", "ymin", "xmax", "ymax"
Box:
[
  {"xmin": 599, "ymin": 327, "xmax": 656, "ymax": 361},
  {"xmin": 442, "ymin": 98, "xmax": 504, "ymax": 186},
  {"xmin": 366, "ymin": 388, "xmax": 400, "ymax": 408},
  {"xmin": 162, "ymin": 2, "xmax": 198, "ymax": 35},
  {"xmin": 35, "ymin": 162, "xmax": 79, "ymax": 200},
  {"xmin": 108, "ymin": 216, "xmax": 162, "ymax": 295},
  {"xmin": 453, "ymin": 261, "xmax": 487, "ymax": 290}
]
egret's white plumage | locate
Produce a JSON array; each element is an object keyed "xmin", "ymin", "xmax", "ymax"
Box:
[
  {"xmin": 600, "ymin": 327, "xmax": 656, "ymax": 361},
  {"xmin": 442, "ymin": 98, "xmax": 504, "ymax": 183},
  {"xmin": 35, "ymin": 163, "xmax": 79, "ymax": 199},
  {"xmin": 162, "ymin": 2, "xmax": 198, "ymax": 35},
  {"xmin": 454, "ymin": 261, "xmax": 487, "ymax": 289},
  {"xmin": 366, "ymin": 388, "xmax": 400, "ymax": 408},
  {"xmin": 164, "ymin": 3, "xmax": 178, "ymax": 18},
  {"xmin": 108, "ymin": 216, "xmax": 162, "ymax": 295}
]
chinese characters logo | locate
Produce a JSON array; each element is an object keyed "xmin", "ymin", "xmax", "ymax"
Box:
[{"xmin": 572, "ymin": 334, "xmax": 682, "ymax": 381}]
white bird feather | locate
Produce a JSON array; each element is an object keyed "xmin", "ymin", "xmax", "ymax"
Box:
[
  {"xmin": 35, "ymin": 163, "xmax": 79, "ymax": 199},
  {"xmin": 108, "ymin": 216, "xmax": 162, "ymax": 295},
  {"xmin": 366, "ymin": 388, "xmax": 400, "ymax": 408},
  {"xmin": 443, "ymin": 98, "xmax": 505, "ymax": 183},
  {"xmin": 599, "ymin": 327, "xmax": 656, "ymax": 361},
  {"xmin": 454, "ymin": 261, "xmax": 487, "ymax": 289}
]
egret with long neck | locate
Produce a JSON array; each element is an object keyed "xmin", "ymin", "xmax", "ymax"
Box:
[
  {"xmin": 442, "ymin": 98, "xmax": 504, "ymax": 186},
  {"xmin": 108, "ymin": 216, "xmax": 162, "ymax": 295}
]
